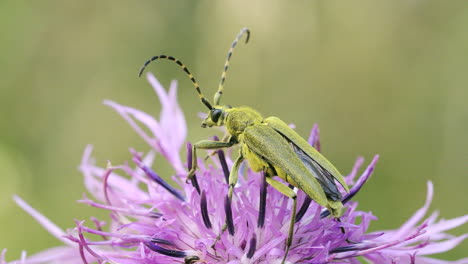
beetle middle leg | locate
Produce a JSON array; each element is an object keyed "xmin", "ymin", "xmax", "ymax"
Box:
[
  {"xmin": 210, "ymin": 153, "xmax": 244, "ymax": 249},
  {"xmin": 335, "ymin": 218, "xmax": 358, "ymax": 244},
  {"xmin": 265, "ymin": 177, "xmax": 297, "ymax": 264}
]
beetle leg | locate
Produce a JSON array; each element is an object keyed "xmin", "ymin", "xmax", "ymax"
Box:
[
  {"xmin": 227, "ymin": 153, "xmax": 243, "ymax": 201},
  {"xmin": 187, "ymin": 140, "xmax": 235, "ymax": 183},
  {"xmin": 201, "ymin": 136, "xmax": 231, "ymax": 184},
  {"xmin": 203, "ymin": 134, "xmax": 231, "ymax": 160},
  {"xmin": 265, "ymin": 177, "xmax": 297, "ymax": 264},
  {"xmin": 188, "ymin": 144, "xmax": 198, "ymax": 183},
  {"xmin": 335, "ymin": 218, "xmax": 358, "ymax": 244},
  {"xmin": 211, "ymin": 153, "xmax": 244, "ymax": 249}
]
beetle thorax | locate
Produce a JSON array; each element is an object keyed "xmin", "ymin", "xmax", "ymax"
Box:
[{"xmin": 225, "ymin": 107, "xmax": 263, "ymax": 137}]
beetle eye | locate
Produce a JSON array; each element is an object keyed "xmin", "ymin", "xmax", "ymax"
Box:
[{"xmin": 211, "ymin": 109, "xmax": 222, "ymax": 123}]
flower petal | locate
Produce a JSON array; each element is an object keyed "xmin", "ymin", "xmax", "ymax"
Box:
[
  {"xmin": 393, "ymin": 181, "xmax": 434, "ymax": 239},
  {"xmin": 13, "ymin": 196, "xmax": 73, "ymax": 247}
]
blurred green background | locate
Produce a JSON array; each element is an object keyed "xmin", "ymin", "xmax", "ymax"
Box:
[{"xmin": 0, "ymin": 0, "xmax": 467, "ymax": 261}]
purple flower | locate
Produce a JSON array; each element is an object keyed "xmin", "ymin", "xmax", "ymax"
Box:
[{"xmin": 3, "ymin": 73, "xmax": 467, "ymax": 264}]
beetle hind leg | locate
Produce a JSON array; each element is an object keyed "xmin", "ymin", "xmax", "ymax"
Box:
[
  {"xmin": 265, "ymin": 177, "xmax": 297, "ymax": 264},
  {"xmin": 335, "ymin": 218, "xmax": 359, "ymax": 244}
]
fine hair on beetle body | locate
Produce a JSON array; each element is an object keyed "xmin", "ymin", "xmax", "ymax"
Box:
[{"xmin": 139, "ymin": 27, "xmax": 350, "ymax": 264}]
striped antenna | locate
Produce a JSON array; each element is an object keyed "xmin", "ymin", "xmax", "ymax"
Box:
[
  {"xmin": 138, "ymin": 55, "xmax": 213, "ymax": 110},
  {"xmin": 214, "ymin": 28, "xmax": 250, "ymax": 106}
]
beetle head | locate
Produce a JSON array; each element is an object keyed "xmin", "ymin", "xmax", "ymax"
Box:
[{"xmin": 201, "ymin": 105, "xmax": 231, "ymax": 128}]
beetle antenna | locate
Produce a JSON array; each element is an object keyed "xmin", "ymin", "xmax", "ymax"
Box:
[
  {"xmin": 138, "ymin": 55, "xmax": 213, "ymax": 110},
  {"xmin": 214, "ymin": 27, "xmax": 250, "ymax": 106}
]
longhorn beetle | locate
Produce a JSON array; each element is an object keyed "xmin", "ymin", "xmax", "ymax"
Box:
[{"xmin": 139, "ymin": 28, "xmax": 350, "ymax": 264}]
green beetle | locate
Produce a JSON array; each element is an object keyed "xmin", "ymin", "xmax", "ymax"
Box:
[{"xmin": 139, "ymin": 28, "xmax": 349, "ymax": 264}]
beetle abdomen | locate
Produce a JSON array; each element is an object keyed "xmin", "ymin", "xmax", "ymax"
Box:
[{"xmin": 241, "ymin": 142, "xmax": 268, "ymax": 173}]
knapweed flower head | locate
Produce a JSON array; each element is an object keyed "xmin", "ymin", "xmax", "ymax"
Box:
[{"xmin": 3, "ymin": 73, "xmax": 467, "ymax": 264}]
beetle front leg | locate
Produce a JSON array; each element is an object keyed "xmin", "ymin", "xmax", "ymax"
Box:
[
  {"xmin": 187, "ymin": 140, "xmax": 235, "ymax": 183},
  {"xmin": 203, "ymin": 134, "xmax": 233, "ymax": 161}
]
